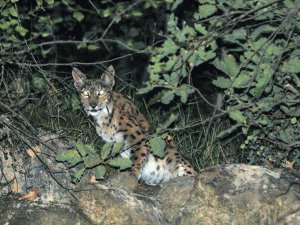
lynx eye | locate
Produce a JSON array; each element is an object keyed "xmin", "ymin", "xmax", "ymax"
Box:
[
  {"xmin": 81, "ymin": 91, "xmax": 89, "ymax": 96},
  {"xmin": 98, "ymin": 90, "xmax": 107, "ymax": 96}
]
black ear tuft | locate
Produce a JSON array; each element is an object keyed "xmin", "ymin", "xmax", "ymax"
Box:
[{"xmin": 72, "ymin": 67, "xmax": 86, "ymax": 91}]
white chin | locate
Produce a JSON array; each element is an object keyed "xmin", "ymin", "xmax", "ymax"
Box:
[{"xmin": 88, "ymin": 111, "xmax": 100, "ymax": 117}]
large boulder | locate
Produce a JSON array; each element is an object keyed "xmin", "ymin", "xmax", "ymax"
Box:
[
  {"xmin": 0, "ymin": 119, "xmax": 299, "ymax": 224},
  {"xmin": 181, "ymin": 164, "xmax": 300, "ymax": 225}
]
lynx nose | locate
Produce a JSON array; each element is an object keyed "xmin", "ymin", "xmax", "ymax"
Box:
[{"xmin": 90, "ymin": 103, "xmax": 97, "ymax": 109}]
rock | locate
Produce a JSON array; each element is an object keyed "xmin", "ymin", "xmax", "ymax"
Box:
[
  {"xmin": 180, "ymin": 164, "xmax": 300, "ymax": 225},
  {"xmin": 156, "ymin": 176, "xmax": 195, "ymax": 222},
  {"xmin": 77, "ymin": 188, "xmax": 164, "ymax": 225},
  {"xmin": 0, "ymin": 130, "xmax": 76, "ymax": 204},
  {"xmin": 1, "ymin": 118, "xmax": 300, "ymax": 224},
  {"xmin": 106, "ymin": 171, "xmax": 139, "ymax": 192},
  {"xmin": 0, "ymin": 195, "xmax": 92, "ymax": 225}
]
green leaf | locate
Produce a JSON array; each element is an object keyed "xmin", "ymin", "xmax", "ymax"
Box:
[
  {"xmin": 108, "ymin": 157, "xmax": 133, "ymax": 170},
  {"xmin": 148, "ymin": 91, "xmax": 164, "ymax": 106},
  {"xmin": 42, "ymin": 48, "xmax": 52, "ymax": 57},
  {"xmin": 87, "ymin": 44, "xmax": 99, "ymax": 50},
  {"xmin": 15, "ymin": 25, "xmax": 28, "ymax": 36},
  {"xmin": 292, "ymin": 74, "xmax": 300, "ymax": 88},
  {"xmin": 160, "ymin": 113, "xmax": 178, "ymax": 130},
  {"xmin": 175, "ymin": 86, "xmax": 194, "ymax": 103},
  {"xmin": 101, "ymin": 142, "xmax": 113, "ymax": 160},
  {"xmin": 111, "ymin": 142, "xmax": 124, "ymax": 156},
  {"xmin": 83, "ymin": 153, "xmax": 101, "ymax": 168},
  {"xmin": 46, "ymin": 0, "xmax": 54, "ymax": 5},
  {"xmin": 229, "ymin": 110, "xmax": 246, "ymax": 124},
  {"xmin": 282, "ymin": 57, "xmax": 300, "ymax": 73},
  {"xmin": 149, "ymin": 136, "xmax": 166, "ymax": 158},
  {"xmin": 212, "ymin": 77, "xmax": 232, "ymax": 89},
  {"xmin": 223, "ymin": 28, "xmax": 247, "ymax": 43},
  {"xmin": 102, "ymin": 9, "xmax": 111, "ymax": 17},
  {"xmin": 171, "ymin": 0, "xmax": 183, "ymax": 10},
  {"xmin": 95, "ymin": 165, "xmax": 106, "ymax": 179},
  {"xmin": 232, "ymin": 72, "xmax": 251, "ymax": 88},
  {"xmin": 9, "ymin": 7, "xmax": 17, "ymax": 17},
  {"xmin": 162, "ymin": 38, "xmax": 179, "ymax": 56},
  {"xmin": 161, "ymin": 90, "xmax": 175, "ymax": 104},
  {"xmin": 250, "ymin": 64, "xmax": 273, "ymax": 97},
  {"xmin": 251, "ymin": 25, "xmax": 275, "ymax": 40},
  {"xmin": 137, "ymin": 86, "xmax": 154, "ymax": 94},
  {"xmin": 76, "ymin": 141, "xmax": 95, "ymax": 157},
  {"xmin": 56, "ymin": 150, "xmax": 82, "ymax": 167},
  {"xmin": 194, "ymin": 24, "xmax": 207, "ymax": 35},
  {"xmin": 32, "ymin": 76, "xmax": 46, "ymax": 90},
  {"xmin": 198, "ymin": 4, "xmax": 217, "ymax": 19},
  {"xmin": 217, "ymin": 124, "xmax": 242, "ymax": 139},
  {"xmin": 278, "ymin": 130, "xmax": 292, "ymax": 144},
  {"xmin": 291, "ymin": 117, "xmax": 297, "ymax": 125},
  {"xmin": 213, "ymin": 54, "xmax": 239, "ymax": 77},
  {"xmin": 132, "ymin": 10, "xmax": 142, "ymax": 17},
  {"xmin": 73, "ymin": 11, "xmax": 84, "ymax": 22},
  {"xmin": 72, "ymin": 168, "xmax": 85, "ymax": 183}
]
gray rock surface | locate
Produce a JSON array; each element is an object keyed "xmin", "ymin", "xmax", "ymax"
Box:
[{"xmin": 1, "ymin": 120, "xmax": 299, "ymax": 224}]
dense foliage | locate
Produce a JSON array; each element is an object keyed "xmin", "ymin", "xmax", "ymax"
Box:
[{"xmin": 1, "ymin": 0, "xmax": 299, "ymax": 182}]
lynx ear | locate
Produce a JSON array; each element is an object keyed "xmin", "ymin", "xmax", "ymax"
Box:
[
  {"xmin": 72, "ymin": 67, "xmax": 86, "ymax": 91},
  {"xmin": 101, "ymin": 65, "xmax": 115, "ymax": 88}
]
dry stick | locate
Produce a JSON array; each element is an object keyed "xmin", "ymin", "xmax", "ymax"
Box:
[{"xmin": 10, "ymin": 53, "xmax": 134, "ymax": 67}]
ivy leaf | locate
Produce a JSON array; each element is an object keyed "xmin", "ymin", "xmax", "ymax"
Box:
[
  {"xmin": 56, "ymin": 150, "xmax": 82, "ymax": 167},
  {"xmin": 73, "ymin": 11, "xmax": 84, "ymax": 22},
  {"xmin": 161, "ymin": 90, "xmax": 175, "ymax": 104},
  {"xmin": 72, "ymin": 168, "xmax": 85, "ymax": 183},
  {"xmin": 149, "ymin": 136, "xmax": 166, "ymax": 158},
  {"xmin": 213, "ymin": 77, "xmax": 232, "ymax": 89},
  {"xmin": 95, "ymin": 165, "xmax": 106, "ymax": 180},
  {"xmin": 229, "ymin": 110, "xmax": 246, "ymax": 124},
  {"xmin": 108, "ymin": 157, "xmax": 133, "ymax": 170}
]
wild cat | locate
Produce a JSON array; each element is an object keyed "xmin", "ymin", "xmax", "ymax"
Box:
[{"xmin": 72, "ymin": 65, "xmax": 196, "ymax": 184}]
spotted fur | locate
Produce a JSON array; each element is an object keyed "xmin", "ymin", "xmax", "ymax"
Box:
[{"xmin": 72, "ymin": 65, "xmax": 196, "ymax": 184}]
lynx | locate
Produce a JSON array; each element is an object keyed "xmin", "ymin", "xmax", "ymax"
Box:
[{"xmin": 72, "ymin": 65, "xmax": 196, "ymax": 184}]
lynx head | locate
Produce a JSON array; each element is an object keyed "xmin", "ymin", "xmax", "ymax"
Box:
[{"xmin": 72, "ymin": 65, "xmax": 115, "ymax": 116}]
